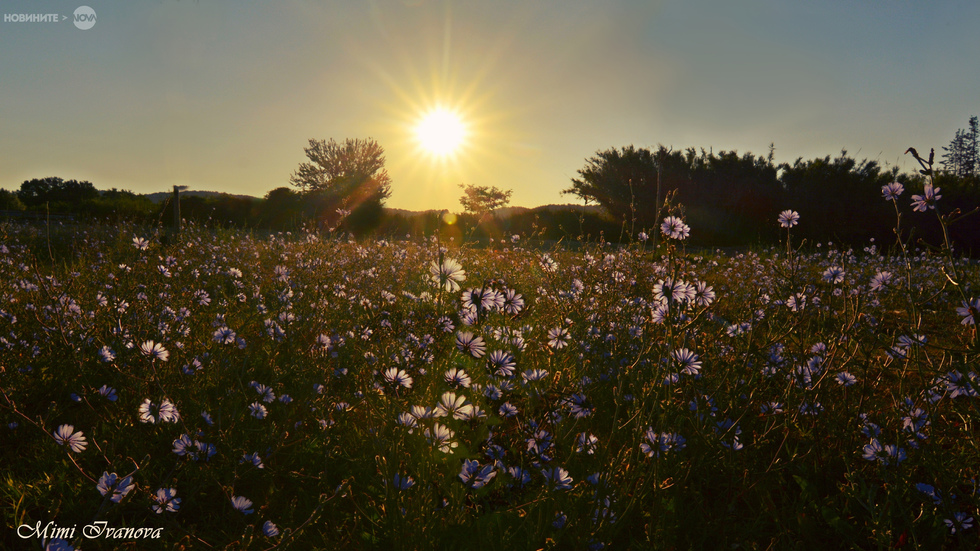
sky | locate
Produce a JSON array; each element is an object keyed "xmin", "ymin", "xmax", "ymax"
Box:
[{"xmin": 1, "ymin": 0, "xmax": 978, "ymax": 212}]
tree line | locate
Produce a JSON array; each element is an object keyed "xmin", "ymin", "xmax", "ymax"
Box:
[
  {"xmin": 4, "ymin": 123, "xmax": 979, "ymax": 252},
  {"xmin": 565, "ymin": 146, "xmax": 979, "ymax": 252}
]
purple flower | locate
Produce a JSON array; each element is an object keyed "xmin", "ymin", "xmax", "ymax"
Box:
[
  {"xmin": 98, "ymin": 346, "xmax": 115, "ymax": 363},
  {"xmin": 435, "ymin": 392, "xmax": 467, "ymax": 419},
  {"xmin": 53, "ymin": 424, "xmax": 87, "ymax": 453},
  {"xmin": 455, "ymin": 331, "xmax": 486, "ymax": 358},
  {"xmin": 487, "ymin": 350, "xmax": 516, "ymax": 378},
  {"xmin": 262, "ymin": 520, "xmax": 280, "ymax": 537},
  {"xmin": 522, "ymin": 368, "xmax": 549, "ymax": 383},
  {"xmin": 97, "ymin": 385, "xmax": 118, "ymax": 401},
  {"xmin": 640, "ymin": 428, "xmax": 686, "ymax": 457},
  {"xmin": 152, "ymin": 488, "xmax": 180, "ymax": 513},
  {"xmin": 881, "ymin": 181, "xmax": 904, "ymax": 201},
  {"xmin": 459, "ymin": 459, "xmax": 496, "ymax": 489},
  {"xmin": 862, "ymin": 439, "xmax": 883, "ymax": 461},
  {"xmin": 945, "ymin": 512, "xmax": 974, "ymax": 534},
  {"xmin": 499, "ymin": 402, "xmax": 518, "ymax": 418},
  {"xmin": 383, "ymin": 368, "xmax": 413, "ymax": 389},
  {"xmin": 249, "ymin": 402, "xmax": 268, "ymax": 419},
  {"xmin": 139, "ymin": 340, "xmax": 169, "ymax": 361},
  {"xmin": 425, "ymin": 423, "xmax": 457, "ymax": 453},
  {"xmin": 241, "ymin": 452, "xmax": 264, "ymax": 469},
  {"xmin": 97, "ymin": 472, "xmax": 134, "ymax": 503},
  {"xmin": 672, "ymin": 348, "xmax": 701, "ymax": 376},
  {"xmin": 392, "ymin": 473, "xmax": 415, "ymax": 490},
  {"xmin": 869, "ymin": 271, "xmax": 893, "ymax": 292},
  {"xmin": 547, "ymin": 326, "xmax": 570, "ymax": 349},
  {"xmin": 778, "ymin": 210, "xmax": 799, "ymax": 228},
  {"xmin": 575, "ymin": 432, "xmax": 599, "ymax": 455},
  {"xmin": 139, "ymin": 398, "xmax": 180, "ymax": 424},
  {"xmin": 822, "ymin": 266, "xmax": 845, "ymax": 284},
  {"xmin": 541, "ymin": 466, "xmax": 573, "ymax": 490},
  {"xmin": 231, "ymin": 495, "xmax": 254, "ymax": 515},
  {"xmin": 501, "ymin": 289, "xmax": 524, "ymax": 315},
  {"xmin": 429, "ymin": 258, "xmax": 466, "ymax": 292},
  {"xmin": 956, "ymin": 298, "xmax": 979, "ymax": 325},
  {"xmin": 660, "ymin": 216, "xmax": 691, "ymax": 240},
  {"xmin": 910, "ymin": 185, "xmax": 941, "ymax": 212},
  {"xmin": 444, "ymin": 367, "xmax": 472, "ymax": 388},
  {"xmin": 213, "ymin": 326, "xmax": 237, "ymax": 344}
]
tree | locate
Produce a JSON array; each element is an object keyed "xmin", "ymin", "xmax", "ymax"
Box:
[
  {"xmin": 941, "ymin": 116, "xmax": 979, "ymax": 177},
  {"xmin": 459, "ymin": 183, "xmax": 513, "ymax": 218},
  {"xmin": 17, "ymin": 177, "xmax": 99, "ymax": 208},
  {"xmin": 777, "ymin": 151, "xmax": 895, "ymax": 243},
  {"xmin": 0, "ymin": 189, "xmax": 26, "ymax": 211},
  {"xmin": 258, "ymin": 187, "xmax": 305, "ymax": 230},
  {"xmin": 289, "ymin": 138, "xmax": 392, "ymax": 232},
  {"xmin": 563, "ymin": 145, "xmax": 664, "ymax": 228},
  {"xmin": 967, "ymin": 116, "xmax": 979, "ymax": 177}
]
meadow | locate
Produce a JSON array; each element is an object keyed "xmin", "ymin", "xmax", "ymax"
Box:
[{"xmin": 1, "ymin": 187, "xmax": 978, "ymax": 550}]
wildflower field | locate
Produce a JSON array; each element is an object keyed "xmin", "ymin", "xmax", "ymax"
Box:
[{"xmin": 2, "ymin": 190, "xmax": 979, "ymax": 550}]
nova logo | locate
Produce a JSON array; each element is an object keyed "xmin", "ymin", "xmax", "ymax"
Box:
[{"xmin": 73, "ymin": 6, "xmax": 96, "ymax": 30}]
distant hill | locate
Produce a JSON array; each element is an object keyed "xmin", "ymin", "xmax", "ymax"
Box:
[
  {"xmin": 385, "ymin": 204, "xmax": 606, "ymax": 219},
  {"xmin": 142, "ymin": 190, "xmax": 259, "ymax": 204},
  {"xmin": 384, "ymin": 207, "xmax": 450, "ymax": 217},
  {"xmin": 524, "ymin": 203, "xmax": 606, "ymax": 215},
  {"xmin": 139, "ymin": 193, "xmax": 603, "ymax": 217}
]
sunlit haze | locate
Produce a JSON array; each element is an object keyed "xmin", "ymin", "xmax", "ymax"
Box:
[{"xmin": 1, "ymin": 1, "xmax": 978, "ymax": 212}]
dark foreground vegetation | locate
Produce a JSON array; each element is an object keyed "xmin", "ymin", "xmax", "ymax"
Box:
[{"xmin": 1, "ymin": 174, "xmax": 978, "ymax": 549}]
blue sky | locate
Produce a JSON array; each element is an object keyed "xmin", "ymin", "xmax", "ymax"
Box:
[{"xmin": 1, "ymin": 0, "xmax": 978, "ymax": 212}]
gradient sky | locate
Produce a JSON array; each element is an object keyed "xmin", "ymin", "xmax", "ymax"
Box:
[{"xmin": 2, "ymin": 1, "xmax": 978, "ymax": 212}]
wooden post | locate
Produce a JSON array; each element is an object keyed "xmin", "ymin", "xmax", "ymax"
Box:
[{"xmin": 173, "ymin": 185, "xmax": 181, "ymax": 237}]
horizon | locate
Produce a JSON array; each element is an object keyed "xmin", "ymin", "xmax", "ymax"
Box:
[{"xmin": 2, "ymin": 1, "xmax": 978, "ymax": 212}]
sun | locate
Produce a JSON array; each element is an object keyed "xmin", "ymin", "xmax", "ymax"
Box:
[{"xmin": 415, "ymin": 107, "xmax": 467, "ymax": 157}]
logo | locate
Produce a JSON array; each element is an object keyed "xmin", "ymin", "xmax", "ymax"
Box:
[{"xmin": 73, "ymin": 6, "xmax": 96, "ymax": 30}]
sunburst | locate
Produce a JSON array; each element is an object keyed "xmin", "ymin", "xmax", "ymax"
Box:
[{"xmin": 415, "ymin": 107, "xmax": 467, "ymax": 157}]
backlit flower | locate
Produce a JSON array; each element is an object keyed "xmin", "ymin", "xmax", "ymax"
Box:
[
  {"xmin": 425, "ymin": 423, "xmax": 458, "ymax": 453},
  {"xmin": 53, "ymin": 424, "xmax": 87, "ymax": 453},
  {"xmin": 955, "ymin": 298, "xmax": 979, "ymax": 325},
  {"xmin": 547, "ymin": 326, "xmax": 569, "ymax": 349},
  {"xmin": 97, "ymin": 472, "xmax": 135, "ymax": 503},
  {"xmin": 139, "ymin": 340, "xmax": 169, "ymax": 361},
  {"xmin": 911, "ymin": 185, "xmax": 941, "ymax": 212},
  {"xmin": 459, "ymin": 459, "xmax": 496, "ymax": 489},
  {"xmin": 152, "ymin": 488, "xmax": 180, "ymax": 513},
  {"xmin": 660, "ymin": 216, "xmax": 690, "ymax": 240},
  {"xmin": 881, "ymin": 181, "xmax": 904, "ymax": 201},
  {"xmin": 262, "ymin": 520, "xmax": 280, "ymax": 537},
  {"xmin": 778, "ymin": 210, "xmax": 799, "ymax": 228},
  {"xmin": 139, "ymin": 398, "xmax": 180, "ymax": 424},
  {"xmin": 231, "ymin": 495, "xmax": 254, "ymax": 514},
  {"xmin": 542, "ymin": 466, "xmax": 573, "ymax": 490},
  {"xmin": 429, "ymin": 257, "xmax": 466, "ymax": 292},
  {"xmin": 455, "ymin": 331, "xmax": 486, "ymax": 358}
]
